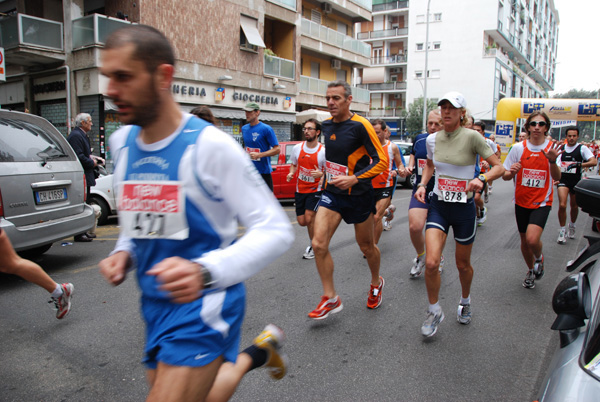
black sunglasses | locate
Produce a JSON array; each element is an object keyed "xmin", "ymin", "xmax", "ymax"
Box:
[{"xmin": 529, "ymin": 121, "xmax": 547, "ymax": 127}]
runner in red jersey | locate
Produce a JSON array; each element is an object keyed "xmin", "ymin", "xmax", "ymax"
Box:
[
  {"xmin": 503, "ymin": 111, "xmax": 563, "ymax": 289},
  {"xmin": 287, "ymin": 118, "xmax": 326, "ymax": 260}
]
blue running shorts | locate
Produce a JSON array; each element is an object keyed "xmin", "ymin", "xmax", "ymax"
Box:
[
  {"xmin": 425, "ymin": 193, "xmax": 477, "ymax": 245},
  {"xmin": 142, "ymin": 283, "xmax": 245, "ymax": 369}
]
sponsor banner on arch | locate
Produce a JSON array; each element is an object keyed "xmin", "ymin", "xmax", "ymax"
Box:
[{"xmin": 521, "ymin": 99, "xmax": 600, "ymax": 121}]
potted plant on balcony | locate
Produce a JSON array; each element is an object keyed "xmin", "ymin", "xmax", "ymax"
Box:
[{"xmin": 264, "ymin": 48, "xmax": 277, "ymax": 62}]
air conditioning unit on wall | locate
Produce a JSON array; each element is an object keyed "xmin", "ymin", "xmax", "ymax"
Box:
[
  {"xmin": 321, "ymin": 2, "xmax": 332, "ymax": 14},
  {"xmin": 331, "ymin": 59, "xmax": 342, "ymax": 69}
]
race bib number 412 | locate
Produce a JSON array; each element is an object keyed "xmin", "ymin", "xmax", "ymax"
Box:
[
  {"xmin": 118, "ymin": 181, "xmax": 189, "ymax": 239},
  {"xmin": 521, "ymin": 168, "xmax": 547, "ymax": 188},
  {"xmin": 438, "ymin": 177, "xmax": 468, "ymax": 203}
]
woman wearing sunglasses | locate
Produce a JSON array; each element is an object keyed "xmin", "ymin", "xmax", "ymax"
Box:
[{"xmin": 502, "ymin": 111, "xmax": 563, "ymax": 289}]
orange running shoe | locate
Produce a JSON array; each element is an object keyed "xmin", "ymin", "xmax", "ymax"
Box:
[
  {"xmin": 308, "ymin": 295, "xmax": 343, "ymax": 320},
  {"xmin": 367, "ymin": 276, "xmax": 385, "ymax": 309}
]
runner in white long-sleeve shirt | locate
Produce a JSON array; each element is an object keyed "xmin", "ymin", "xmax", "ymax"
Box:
[{"xmin": 98, "ymin": 25, "xmax": 294, "ymax": 402}]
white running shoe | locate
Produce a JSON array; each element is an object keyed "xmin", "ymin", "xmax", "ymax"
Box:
[
  {"xmin": 49, "ymin": 283, "xmax": 74, "ymax": 319},
  {"xmin": 457, "ymin": 303, "xmax": 472, "ymax": 325},
  {"xmin": 421, "ymin": 309, "xmax": 445, "ymax": 337},
  {"xmin": 303, "ymin": 246, "xmax": 315, "ymax": 260},
  {"xmin": 382, "ymin": 216, "xmax": 392, "ymax": 231},
  {"xmin": 410, "ymin": 256, "xmax": 425, "ymax": 279},
  {"xmin": 568, "ymin": 223, "xmax": 576, "ymax": 239},
  {"xmin": 557, "ymin": 229, "xmax": 566, "ymax": 244},
  {"xmin": 477, "ymin": 207, "xmax": 487, "ymax": 226}
]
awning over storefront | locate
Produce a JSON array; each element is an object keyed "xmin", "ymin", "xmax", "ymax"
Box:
[
  {"xmin": 105, "ymin": 100, "xmax": 295, "ymax": 123},
  {"xmin": 296, "ymin": 108, "xmax": 331, "ymax": 124},
  {"xmin": 104, "ymin": 99, "xmax": 118, "ymax": 111},
  {"xmin": 179, "ymin": 105, "xmax": 296, "ymax": 123}
]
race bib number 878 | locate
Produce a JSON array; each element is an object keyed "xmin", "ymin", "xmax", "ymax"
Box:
[
  {"xmin": 118, "ymin": 181, "xmax": 189, "ymax": 239},
  {"xmin": 438, "ymin": 177, "xmax": 468, "ymax": 203}
]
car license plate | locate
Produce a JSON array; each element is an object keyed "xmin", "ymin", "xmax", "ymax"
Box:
[{"xmin": 35, "ymin": 188, "xmax": 67, "ymax": 204}]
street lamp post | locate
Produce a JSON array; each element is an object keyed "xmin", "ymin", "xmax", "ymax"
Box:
[
  {"xmin": 595, "ymin": 88, "xmax": 599, "ymax": 141},
  {"xmin": 421, "ymin": 0, "xmax": 431, "ymax": 132}
]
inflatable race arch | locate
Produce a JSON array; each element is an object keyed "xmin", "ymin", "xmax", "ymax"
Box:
[{"xmin": 494, "ymin": 98, "xmax": 600, "ymax": 160}]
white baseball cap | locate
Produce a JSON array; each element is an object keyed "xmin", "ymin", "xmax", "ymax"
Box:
[{"xmin": 438, "ymin": 92, "xmax": 467, "ymax": 108}]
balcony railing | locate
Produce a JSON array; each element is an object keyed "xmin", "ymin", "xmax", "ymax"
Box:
[
  {"xmin": 352, "ymin": 86, "xmax": 370, "ymax": 103},
  {"xmin": 371, "ymin": 54, "xmax": 407, "ymax": 65},
  {"xmin": 265, "ymin": 0, "xmax": 296, "ymax": 10},
  {"xmin": 367, "ymin": 108, "xmax": 405, "ymax": 118},
  {"xmin": 264, "ymin": 54, "xmax": 295, "ymax": 80},
  {"xmin": 0, "ymin": 14, "xmax": 63, "ymax": 51},
  {"xmin": 72, "ymin": 14, "xmax": 132, "ymax": 49},
  {"xmin": 349, "ymin": 0, "xmax": 372, "ymax": 11},
  {"xmin": 357, "ymin": 27, "xmax": 409, "ymax": 40},
  {"xmin": 372, "ymin": 1, "xmax": 409, "ymax": 12},
  {"xmin": 300, "ymin": 75, "xmax": 370, "ymax": 103},
  {"xmin": 301, "ymin": 18, "xmax": 371, "ymax": 58},
  {"xmin": 483, "ymin": 46, "xmax": 497, "ymax": 57},
  {"xmin": 358, "ymin": 81, "xmax": 407, "ymax": 91}
]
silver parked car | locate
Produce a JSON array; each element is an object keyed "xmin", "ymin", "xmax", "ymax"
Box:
[
  {"xmin": 536, "ymin": 177, "xmax": 600, "ymax": 401},
  {"xmin": 0, "ymin": 109, "xmax": 95, "ymax": 256}
]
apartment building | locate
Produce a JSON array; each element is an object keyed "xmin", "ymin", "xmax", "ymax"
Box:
[
  {"xmin": 0, "ymin": 0, "xmax": 372, "ymax": 158},
  {"xmin": 357, "ymin": 0, "xmax": 559, "ymax": 135}
]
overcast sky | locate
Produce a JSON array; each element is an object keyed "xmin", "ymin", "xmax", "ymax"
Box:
[{"xmin": 550, "ymin": 0, "xmax": 600, "ymax": 95}]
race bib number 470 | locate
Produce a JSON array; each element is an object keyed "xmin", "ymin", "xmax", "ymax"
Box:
[
  {"xmin": 521, "ymin": 168, "xmax": 547, "ymax": 188},
  {"xmin": 118, "ymin": 181, "xmax": 189, "ymax": 239},
  {"xmin": 438, "ymin": 177, "xmax": 468, "ymax": 203}
]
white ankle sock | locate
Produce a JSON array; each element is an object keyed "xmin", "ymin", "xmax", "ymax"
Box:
[{"xmin": 50, "ymin": 284, "xmax": 63, "ymax": 299}]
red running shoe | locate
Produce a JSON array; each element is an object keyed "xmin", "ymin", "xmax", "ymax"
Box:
[
  {"xmin": 367, "ymin": 276, "xmax": 385, "ymax": 309},
  {"xmin": 308, "ymin": 295, "xmax": 343, "ymax": 320}
]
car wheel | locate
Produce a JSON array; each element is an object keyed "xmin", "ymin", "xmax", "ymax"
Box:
[
  {"xmin": 404, "ymin": 173, "xmax": 416, "ymax": 189},
  {"xmin": 18, "ymin": 243, "xmax": 52, "ymax": 259},
  {"xmin": 88, "ymin": 196, "xmax": 110, "ymax": 226}
]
